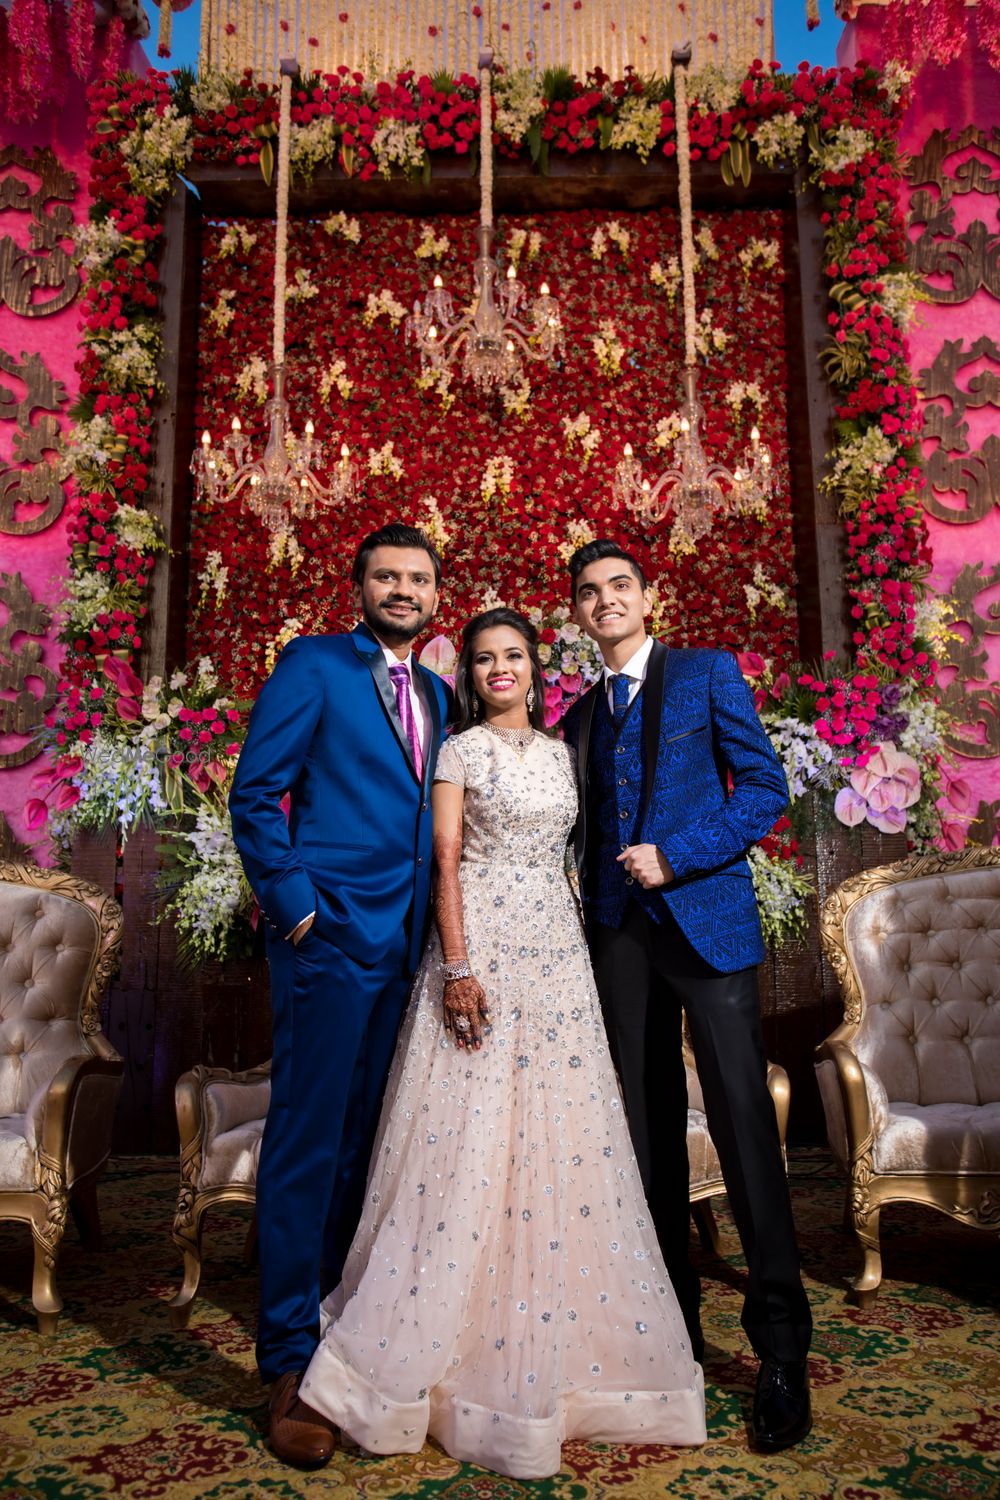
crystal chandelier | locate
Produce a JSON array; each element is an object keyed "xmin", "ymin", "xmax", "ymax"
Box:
[
  {"xmin": 406, "ymin": 47, "xmax": 563, "ymax": 393},
  {"xmin": 191, "ymin": 58, "xmax": 357, "ymax": 533},
  {"xmin": 614, "ymin": 47, "xmax": 774, "ymax": 549}
]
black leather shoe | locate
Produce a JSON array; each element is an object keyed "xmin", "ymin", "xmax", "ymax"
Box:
[{"xmin": 751, "ymin": 1358, "xmax": 812, "ymax": 1452}]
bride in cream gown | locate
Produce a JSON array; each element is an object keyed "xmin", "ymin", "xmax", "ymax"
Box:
[{"xmin": 300, "ymin": 609, "xmax": 705, "ymax": 1480}]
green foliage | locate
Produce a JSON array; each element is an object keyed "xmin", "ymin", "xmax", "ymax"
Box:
[
  {"xmin": 640, "ymin": 73, "xmax": 673, "ymax": 103},
  {"xmin": 540, "ymin": 66, "xmax": 575, "ymax": 102},
  {"xmin": 169, "ymin": 66, "xmax": 198, "ymax": 115}
]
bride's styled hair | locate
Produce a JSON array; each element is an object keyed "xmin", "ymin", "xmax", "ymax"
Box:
[{"xmin": 453, "ymin": 607, "xmax": 548, "ymax": 736}]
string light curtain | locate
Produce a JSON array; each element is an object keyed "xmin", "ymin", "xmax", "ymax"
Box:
[{"xmin": 199, "ymin": 0, "xmax": 775, "ymax": 80}]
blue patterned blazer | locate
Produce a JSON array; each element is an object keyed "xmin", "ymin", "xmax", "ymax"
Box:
[
  {"xmin": 229, "ymin": 623, "xmax": 452, "ymax": 974},
  {"xmin": 562, "ymin": 642, "xmax": 788, "ymax": 973}
]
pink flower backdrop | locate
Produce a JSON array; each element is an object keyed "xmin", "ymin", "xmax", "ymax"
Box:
[
  {"xmin": 0, "ymin": 134, "xmax": 86, "ymax": 857},
  {"xmin": 188, "ymin": 206, "xmax": 798, "ymax": 691},
  {"xmin": 841, "ymin": 8, "xmax": 1000, "ymax": 847}
]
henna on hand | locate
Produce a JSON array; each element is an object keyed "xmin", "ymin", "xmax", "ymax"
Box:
[{"xmin": 443, "ymin": 974, "xmax": 491, "ymax": 1049}]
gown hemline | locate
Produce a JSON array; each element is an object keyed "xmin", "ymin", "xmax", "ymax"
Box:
[{"xmin": 303, "ymin": 1339, "xmax": 707, "ymax": 1480}]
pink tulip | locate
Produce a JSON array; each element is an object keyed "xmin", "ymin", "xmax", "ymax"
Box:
[
  {"xmin": 940, "ymin": 767, "xmax": 973, "ymax": 813},
  {"xmin": 418, "ymin": 634, "xmax": 457, "ymax": 677},
  {"xmin": 736, "ymin": 651, "xmax": 765, "ymax": 679},
  {"xmin": 188, "ymin": 761, "xmax": 212, "ymax": 793},
  {"xmin": 25, "ymin": 798, "xmax": 49, "ymax": 830},
  {"xmin": 205, "ymin": 759, "xmax": 227, "ymax": 784},
  {"xmin": 771, "ymin": 672, "xmax": 791, "ymax": 697},
  {"xmin": 102, "ymin": 656, "xmax": 144, "ymax": 699},
  {"xmin": 54, "ymin": 783, "xmax": 82, "ymax": 811},
  {"xmin": 116, "ymin": 695, "xmax": 142, "ymax": 722},
  {"xmin": 559, "ymin": 673, "xmax": 582, "ymax": 694},
  {"xmin": 30, "ymin": 767, "xmax": 58, "ymax": 791},
  {"xmin": 58, "ymin": 755, "xmax": 84, "ymax": 776},
  {"xmin": 835, "ymin": 742, "xmax": 922, "ymax": 834},
  {"xmin": 850, "ymin": 743, "xmax": 920, "ymax": 814},
  {"xmin": 940, "ymin": 819, "xmax": 968, "ymax": 852},
  {"xmin": 869, "ymin": 803, "xmax": 908, "ymax": 834},
  {"xmin": 834, "ymin": 787, "xmax": 868, "ymax": 827}
]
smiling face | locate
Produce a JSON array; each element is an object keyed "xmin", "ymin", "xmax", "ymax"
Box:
[
  {"xmin": 353, "ymin": 545, "xmax": 439, "ymax": 651},
  {"xmin": 572, "ymin": 555, "xmax": 651, "ymax": 665},
  {"xmin": 469, "ymin": 625, "xmax": 533, "ymax": 722}
]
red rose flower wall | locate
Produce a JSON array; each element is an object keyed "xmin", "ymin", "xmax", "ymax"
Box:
[{"xmin": 187, "ymin": 204, "xmax": 799, "ymax": 692}]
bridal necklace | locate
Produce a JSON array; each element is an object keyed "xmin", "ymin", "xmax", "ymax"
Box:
[{"xmin": 484, "ymin": 721, "xmax": 535, "ymax": 755}]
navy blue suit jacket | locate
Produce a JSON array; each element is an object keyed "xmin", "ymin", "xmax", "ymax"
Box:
[
  {"xmin": 229, "ymin": 623, "xmax": 452, "ymax": 974},
  {"xmin": 562, "ymin": 642, "xmax": 788, "ymax": 973}
]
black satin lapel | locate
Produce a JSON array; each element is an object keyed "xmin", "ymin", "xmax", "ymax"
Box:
[
  {"xmin": 418, "ymin": 665, "xmax": 443, "ymax": 786},
  {"xmin": 637, "ymin": 641, "xmax": 671, "ymax": 827},
  {"xmin": 574, "ymin": 684, "xmax": 598, "ymax": 870},
  {"xmin": 359, "ymin": 645, "xmax": 417, "ymax": 776}
]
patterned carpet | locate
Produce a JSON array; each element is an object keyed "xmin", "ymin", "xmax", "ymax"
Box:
[{"xmin": 0, "ymin": 1153, "xmax": 997, "ymax": 1499}]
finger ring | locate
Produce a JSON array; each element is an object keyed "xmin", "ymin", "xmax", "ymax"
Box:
[{"xmin": 453, "ymin": 1016, "xmax": 471, "ymax": 1032}]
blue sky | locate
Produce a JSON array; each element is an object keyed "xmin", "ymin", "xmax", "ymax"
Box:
[{"xmin": 162, "ymin": 1, "xmax": 842, "ymax": 75}]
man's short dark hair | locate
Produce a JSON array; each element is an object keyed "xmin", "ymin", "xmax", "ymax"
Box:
[
  {"xmin": 567, "ymin": 539, "xmax": 646, "ymax": 598},
  {"xmin": 351, "ymin": 523, "xmax": 442, "ymax": 588}
]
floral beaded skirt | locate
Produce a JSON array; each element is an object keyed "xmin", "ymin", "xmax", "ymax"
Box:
[{"xmin": 302, "ymin": 859, "xmax": 705, "ymax": 1480}]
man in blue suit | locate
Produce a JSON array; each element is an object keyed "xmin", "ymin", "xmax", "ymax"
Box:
[
  {"xmin": 229, "ymin": 523, "xmax": 452, "ymax": 1468},
  {"xmin": 562, "ymin": 539, "xmax": 812, "ymax": 1453}
]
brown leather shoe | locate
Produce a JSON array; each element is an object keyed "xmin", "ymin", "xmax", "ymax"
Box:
[{"xmin": 268, "ymin": 1370, "xmax": 336, "ymax": 1468}]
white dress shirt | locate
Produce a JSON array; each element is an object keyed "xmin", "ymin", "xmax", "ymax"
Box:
[
  {"xmin": 380, "ymin": 644, "xmax": 429, "ymax": 761},
  {"xmin": 602, "ymin": 635, "xmax": 654, "ymax": 715}
]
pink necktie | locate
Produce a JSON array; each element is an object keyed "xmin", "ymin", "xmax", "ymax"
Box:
[{"xmin": 388, "ymin": 662, "xmax": 423, "ymax": 781}]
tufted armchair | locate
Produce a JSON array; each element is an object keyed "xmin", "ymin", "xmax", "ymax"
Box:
[
  {"xmin": 0, "ymin": 862, "xmax": 123, "ymax": 1333},
  {"xmin": 685, "ymin": 1040, "xmax": 791, "ymax": 1253},
  {"xmin": 816, "ymin": 847, "xmax": 1000, "ymax": 1304},
  {"xmin": 168, "ymin": 1060, "xmax": 270, "ymax": 1328}
]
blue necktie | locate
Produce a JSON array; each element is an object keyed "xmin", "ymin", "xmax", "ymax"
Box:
[{"xmin": 611, "ymin": 672, "xmax": 631, "ymax": 725}]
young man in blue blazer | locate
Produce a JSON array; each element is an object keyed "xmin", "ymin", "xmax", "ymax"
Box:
[
  {"xmin": 562, "ymin": 538, "xmax": 812, "ymax": 1453},
  {"xmin": 229, "ymin": 523, "xmax": 453, "ymax": 1467}
]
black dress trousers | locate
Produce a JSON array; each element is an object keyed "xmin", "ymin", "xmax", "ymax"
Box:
[{"xmin": 588, "ymin": 901, "xmax": 812, "ymax": 1365}]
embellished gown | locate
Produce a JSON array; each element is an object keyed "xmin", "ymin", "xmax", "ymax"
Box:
[{"xmin": 301, "ymin": 726, "xmax": 706, "ymax": 1479}]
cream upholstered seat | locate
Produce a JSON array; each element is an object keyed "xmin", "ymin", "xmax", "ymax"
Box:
[
  {"xmin": 168, "ymin": 1061, "xmax": 270, "ymax": 1328},
  {"xmin": 816, "ymin": 847, "xmax": 1000, "ymax": 1303},
  {"xmin": 0, "ymin": 862, "xmax": 123, "ymax": 1333},
  {"xmin": 685, "ymin": 1041, "xmax": 791, "ymax": 1252}
]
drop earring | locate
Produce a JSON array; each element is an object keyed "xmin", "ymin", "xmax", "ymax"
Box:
[
  {"xmin": 472, "ymin": 690, "xmax": 481, "ymax": 716},
  {"xmin": 526, "ymin": 684, "xmax": 536, "ymax": 713}
]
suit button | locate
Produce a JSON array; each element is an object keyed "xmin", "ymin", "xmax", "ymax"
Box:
[
  {"xmin": 417, "ymin": 857, "xmax": 424, "ymax": 866},
  {"xmin": 626, "ymin": 877, "xmax": 634, "ymax": 886},
  {"xmin": 421, "ymin": 801, "xmax": 429, "ymax": 812},
  {"xmin": 619, "ymin": 810, "xmax": 628, "ymax": 820},
  {"xmin": 618, "ymin": 778, "xmax": 627, "ymax": 786},
  {"xmin": 616, "ymin": 746, "xmax": 625, "ymax": 755}
]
